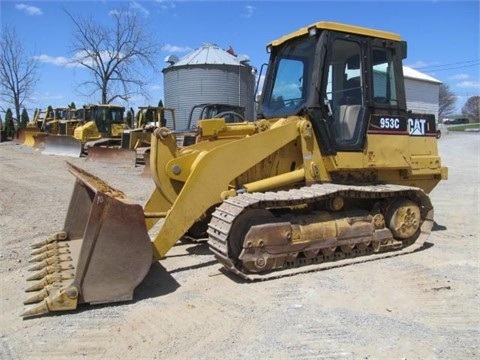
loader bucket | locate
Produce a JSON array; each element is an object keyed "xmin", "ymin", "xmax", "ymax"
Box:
[
  {"xmin": 85, "ymin": 146, "xmax": 137, "ymax": 167},
  {"xmin": 22, "ymin": 163, "xmax": 153, "ymax": 318},
  {"xmin": 42, "ymin": 135, "xmax": 83, "ymax": 157}
]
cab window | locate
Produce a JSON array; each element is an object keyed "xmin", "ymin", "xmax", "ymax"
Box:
[{"xmin": 372, "ymin": 48, "xmax": 398, "ymax": 106}]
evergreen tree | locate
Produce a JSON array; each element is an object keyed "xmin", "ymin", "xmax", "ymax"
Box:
[
  {"xmin": 126, "ymin": 108, "xmax": 133, "ymax": 128},
  {"xmin": 46, "ymin": 105, "xmax": 54, "ymax": 119},
  {"xmin": 5, "ymin": 108, "xmax": 15, "ymax": 140},
  {"xmin": 20, "ymin": 108, "xmax": 29, "ymax": 128}
]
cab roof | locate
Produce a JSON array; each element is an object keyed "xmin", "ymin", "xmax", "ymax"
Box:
[{"xmin": 268, "ymin": 21, "xmax": 402, "ymax": 48}]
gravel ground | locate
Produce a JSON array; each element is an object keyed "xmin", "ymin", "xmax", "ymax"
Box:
[{"xmin": 0, "ymin": 131, "xmax": 478, "ymax": 360}]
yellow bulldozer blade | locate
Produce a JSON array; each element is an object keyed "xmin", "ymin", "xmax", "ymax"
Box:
[
  {"xmin": 32, "ymin": 133, "xmax": 49, "ymax": 149},
  {"xmin": 15, "ymin": 128, "xmax": 41, "ymax": 147},
  {"xmin": 42, "ymin": 135, "xmax": 83, "ymax": 157},
  {"xmin": 85, "ymin": 146, "xmax": 137, "ymax": 167},
  {"xmin": 140, "ymin": 149, "xmax": 151, "ymax": 177},
  {"xmin": 22, "ymin": 163, "xmax": 153, "ymax": 318}
]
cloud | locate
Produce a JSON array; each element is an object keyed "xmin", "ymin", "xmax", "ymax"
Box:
[
  {"xmin": 407, "ymin": 61, "xmax": 431, "ymax": 69},
  {"xmin": 456, "ymin": 81, "xmax": 480, "ymax": 89},
  {"xmin": 155, "ymin": 0, "xmax": 176, "ymax": 11},
  {"xmin": 31, "ymin": 92, "xmax": 64, "ymax": 102},
  {"xmin": 34, "ymin": 55, "xmax": 77, "ymax": 68},
  {"xmin": 34, "ymin": 52, "xmax": 100, "ymax": 68},
  {"xmin": 130, "ymin": 1, "xmax": 150, "ymax": 17},
  {"xmin": 15, "ymin": 3, "xmax": 43, "ymax": 16},
  {"xmin": 161, "ymin": 44, "xmax": 192, "ymax": 53},
  {"xmin": 149, "ymin": 84, "xmax": 163, "ymax": 92},
  {"xmin": 449, "ymin": 73, "xmax": 470, "ymax": 80},
  {"xmin": 242, "ymin": 5, "xmax": 255, "ymax": 18}
]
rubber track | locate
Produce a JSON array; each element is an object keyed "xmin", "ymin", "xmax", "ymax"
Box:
[{"xmin": 207, "ymin": 183, "xmax": 434, "ymax": 281}]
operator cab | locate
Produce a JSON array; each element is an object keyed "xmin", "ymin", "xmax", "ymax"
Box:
[
  {"xmin": 259, "ymin": 21, "xmax": 407, "ymax": 154},
  {"xmin": 86, "ymin": 106, "xmax": 125, "ymax": 135}
]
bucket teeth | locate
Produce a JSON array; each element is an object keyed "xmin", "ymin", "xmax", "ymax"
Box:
[
  {"xmin": 22, "ymin": 285, "xmax": 79, "ymax": 318},
  {"xmin": 23, "ymin": 288, "xmax": 49, "ymax": 305},
  {"xmin": 29, "ymin": 248, "xmax": 71, "ymax": 263},
  {"xmin": 25, "ymin": 273, "xmax": 76, "ymax": 292},
  {"xmin": 31, "ymin": 232, "xmax": 68, "ymax": 249},
  {"xmin": 27, "ymin": 264, "xmax": 74, "ymax": 281},
  {"xmin": 30, "ymin": 242, "xmax": 69, "ymax": 255},
  {"xmin": 27, "ymin": 255, "xmax": 72, "ymax": 271},
  {"xmin": 21, "ymin": 301, "xmax": 49, "ymax": 318}
]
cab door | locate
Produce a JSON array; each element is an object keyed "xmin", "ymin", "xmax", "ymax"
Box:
[{"xmin": 323, "ymin": 34, "xmax": 368, "ymax": 151}]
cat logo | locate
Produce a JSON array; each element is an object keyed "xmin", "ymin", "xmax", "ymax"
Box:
[{"xmin": 408, "ymin": 118, "xmax": 426, "ymax": 136}]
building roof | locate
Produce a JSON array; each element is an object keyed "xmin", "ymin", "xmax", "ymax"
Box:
[
  {"xmin": 403, "ymin": 66, "xmax": 442, "ymax": 84},
  {"xmin": 164, "ymin": 43, "xmax": 250, "ymax": 68}
]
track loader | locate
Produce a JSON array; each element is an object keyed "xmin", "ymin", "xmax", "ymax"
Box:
[{"xmin": 22, "ymin": 21, "xmax": 447, "ymax": 317}]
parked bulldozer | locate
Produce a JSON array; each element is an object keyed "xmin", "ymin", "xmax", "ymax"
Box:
[
  {"xmin": 42, "ymin": 104, "xmax": 130, "ymax": 159},
  {"xmin": 83, "ymin": 105, "xmax": 177, "ymax": 167},
  {"xmin": 128, "ymin": 104, "xmax": 245, "ymax": 176},
  {"xmin": 15, "ymin": 107, "xmax": 75, "ymax": 147},
  {"xmin": 118, "ymin": 105, "xmax": 176, "ymax": 163},
  {"xmin": 22, "ymin": 21, "xmax": 448, "ymax": 317}
]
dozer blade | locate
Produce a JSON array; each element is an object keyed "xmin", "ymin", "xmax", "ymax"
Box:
[
  {"xmin": 42, "ymin": 135, "xmax": 83, "ymax": 157},
  {"xmin": 85, "ymin": 146, "xmax": 137, "ymax": 167},
  {"xmin": 32, "ymin": 133, "xmax": 49, "ymax": 149},
  {"xmin": 22, "ymin": 163, "xmax": 153, "ymax": 318},
  {"xmin": 141, "ymin": 150, "xmax": 151, "ymax": 178},
  {"xmin": 16, "ymin": 128, "xmax": 41, "ymax": 146}
]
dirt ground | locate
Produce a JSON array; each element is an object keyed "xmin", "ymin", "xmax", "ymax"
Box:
[{"xmin": 0, "ymin": 132, "xmax": 478, "ymax": 360}]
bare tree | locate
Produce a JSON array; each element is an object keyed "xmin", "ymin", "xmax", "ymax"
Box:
[
  {"xmin": 0, "ymin": 26, "xmax": 39, "ymax": 122},
  {"xmin": 438, "ymin": 84, "xmax": 456, "ymax": 121},
  {"xmin": 66, "ymin": 8, "xmax": 162, "ymax": 104},
  {"xmin": 462, "ymin": 95, "xmax": 480, "ymax": 122}
]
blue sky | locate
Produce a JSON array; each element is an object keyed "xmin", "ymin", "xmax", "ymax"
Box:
[{"xmin": 1, "ymin": 0, "xmax": 479, "ymax": 117}]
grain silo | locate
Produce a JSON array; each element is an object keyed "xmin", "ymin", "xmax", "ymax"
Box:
[{"xmin": 162, "ymin": 44, "xmax": 256, "ymax": 129}]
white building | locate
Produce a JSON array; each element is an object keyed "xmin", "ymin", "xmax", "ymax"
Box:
[{"xmin": 403, "ymin": 66, "xmax": 442, "ymax": 120}]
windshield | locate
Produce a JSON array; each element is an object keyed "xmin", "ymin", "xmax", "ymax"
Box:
[{"xmin": 261, "ymin": 36, "xmax": 317, "ymax": 118}]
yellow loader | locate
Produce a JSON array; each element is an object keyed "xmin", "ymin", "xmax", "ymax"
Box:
[{"xmin": 22, "ymin": 21, "xmax": 447, "ymax": 317}]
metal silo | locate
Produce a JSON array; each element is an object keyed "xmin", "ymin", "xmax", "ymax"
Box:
[{"xmin": 162, "ymin": 44, "xmax": 256, "ymax": 129}]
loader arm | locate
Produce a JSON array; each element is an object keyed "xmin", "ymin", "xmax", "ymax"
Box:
[{"xmin": 149, "ymin": 119, "xmax": 303, "ymax": 259}]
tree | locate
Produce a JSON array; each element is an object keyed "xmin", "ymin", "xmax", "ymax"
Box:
[
  {"xmin": 462, "ymin": 96, "xmax": 480, "ymax": 123},
  {"xmin": 20, "ymin": 108, "xmax": 29, "ymax": 128},
  {"xmin": 5, "ymin": 108, "xmax": 15, "ymax": 139},
  {"xmin": 0, "ymin": 26, "xmax": 39, "ymax": 122},
  {"xmin": 66, "ymin": 7, "xmax": 162, "ymax": 104},
  {"xmin": 46, "ymin": 105, "xmax": 53, "ymax": 119},
  {"xmin": 438, "ymin": 84, "xmax": 456, "ymax": 120}
]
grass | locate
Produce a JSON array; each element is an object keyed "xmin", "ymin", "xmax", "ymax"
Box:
[{"xmin": 448, "ymin": 123, "xmax": 480, "ymax": 131}]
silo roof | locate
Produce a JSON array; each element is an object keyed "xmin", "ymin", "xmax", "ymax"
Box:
[{"xmin": 167, "ymin": 43, "xmax": 248, "ymax": 67}]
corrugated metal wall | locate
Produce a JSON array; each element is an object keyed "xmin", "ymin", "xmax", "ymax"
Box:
[
  {"xmin": 405, "ymin": 78, "xmax": 440, "ymax": 120},
  {"xmin": 163, "ymin": 64, "xmax": 255, "ymax": 129}
]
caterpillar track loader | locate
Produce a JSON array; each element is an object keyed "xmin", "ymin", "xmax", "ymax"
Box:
[{"xmin": 22, "ymin": 21, "xmax": 447, "ymax": 317}]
